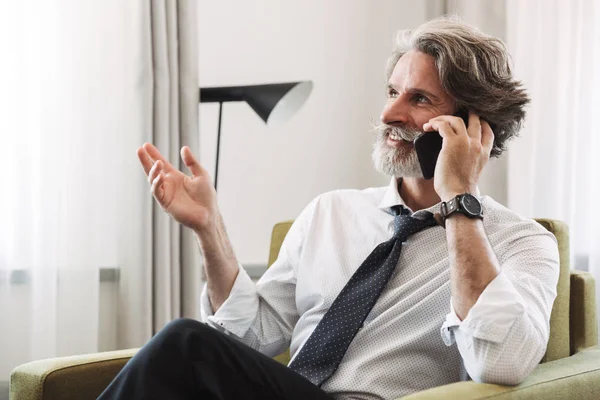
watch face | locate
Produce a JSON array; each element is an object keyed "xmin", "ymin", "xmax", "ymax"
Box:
[{"xmin": 460, "ymin": 194, "xmax": 482, "ymax": 216}]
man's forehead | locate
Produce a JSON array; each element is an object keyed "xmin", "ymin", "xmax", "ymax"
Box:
[{"xmin": 388, "ymin": 49, "xmax": 443, "ymax": 93}]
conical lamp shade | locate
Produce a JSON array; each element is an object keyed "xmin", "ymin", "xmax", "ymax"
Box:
[
  {"xmin": 199, "ymin": 81, "xmax": 313, "ymax": 191},
  {"xmin": 244, "ymin": 82, "xmax": 313, "ymax": 127}
]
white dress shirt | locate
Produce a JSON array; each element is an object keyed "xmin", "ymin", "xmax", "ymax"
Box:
[{"xmin": 200, "ymin": 177, "xmax": 560, "ymax": 400}]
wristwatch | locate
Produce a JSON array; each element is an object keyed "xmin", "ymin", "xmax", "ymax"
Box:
[{"xmin": 440, "ymin": 193, "xmax": 483, "ymax": 226}]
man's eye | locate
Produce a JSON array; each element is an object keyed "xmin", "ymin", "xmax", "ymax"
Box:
[
  {"xmin": 387, "ymin": 89, "xmax": 398, "ymax": 98},
  {"xmin": 414, "ymin": 94, "xmax": 430, "ymax": 104}
]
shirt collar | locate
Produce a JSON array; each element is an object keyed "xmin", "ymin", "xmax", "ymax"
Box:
[
  {"xmin": 378, "ymin": 177, "xmax": 405, "ymax": 212},
  {"xmin": 377, "ymin": 176, "xmax": 443, "ymax": 217}
]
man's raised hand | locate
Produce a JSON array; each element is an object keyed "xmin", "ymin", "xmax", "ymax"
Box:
[{"xmin": 137, "ymin": 143, "xmax": 218, "ymax": 233}]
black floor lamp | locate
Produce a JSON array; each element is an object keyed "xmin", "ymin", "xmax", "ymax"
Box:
[{"xmin": 199, "ymin": 81, "xmax": 313, "ymax": 191}]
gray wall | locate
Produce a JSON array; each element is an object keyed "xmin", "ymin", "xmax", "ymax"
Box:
[{"xmin": 197, "ymin": 0, "xmax": 433, "ymax": 266}]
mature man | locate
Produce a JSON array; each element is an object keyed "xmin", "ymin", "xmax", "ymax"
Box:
[{"xmin": 100, "ymin": 17, "xmax": 559, "ymax": 400}]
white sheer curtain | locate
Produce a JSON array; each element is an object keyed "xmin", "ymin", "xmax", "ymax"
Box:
[
  {"xmin": 506, "ymin": 0, "xmax": 600, "ymax": 335},
  {"xmin": 0, "ymin": 0, "xmax": 194, "ymax": 379}
]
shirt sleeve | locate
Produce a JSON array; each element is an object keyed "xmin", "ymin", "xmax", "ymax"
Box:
[
  {"xmin": 440, "ymin": 221, "xmax": 560, "ymax": 385},
  {"xmin": 199, "ymin": 196, "xmax": 319, "ymax": 357},
  {"xmin": 200, "ymin": 263, "xmax": 259, "ymax": 337}
]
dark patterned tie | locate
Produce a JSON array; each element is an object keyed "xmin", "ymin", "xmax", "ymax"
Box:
[{"xmin": 288, "ymin": 205, "xmax": 437, "ymax": 386}]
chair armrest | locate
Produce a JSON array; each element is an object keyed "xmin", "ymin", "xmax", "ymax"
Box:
[
  {"xmin": 10, "ymin": 348, "xmax": 139, "ymax": 400},
  {"xmin": 398, "ymin": 346, "xmax": 600, "ymax": 400},
  {"xmin": 570, "ymin": 270, "xmax": 598, "ymax": 353}
]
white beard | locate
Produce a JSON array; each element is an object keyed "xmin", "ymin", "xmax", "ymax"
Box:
[{"xmin": 371, "ymin": 123, "xmax": 424, "ymax": 178}]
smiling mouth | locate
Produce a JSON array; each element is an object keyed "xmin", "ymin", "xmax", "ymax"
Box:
[
  {"xmin": 387, "ymin": 136, "xmax": 414, "ymax": 149},
  {"xmin": 387, "ymin": 133, "xmax": 414, "ymax": 144}
]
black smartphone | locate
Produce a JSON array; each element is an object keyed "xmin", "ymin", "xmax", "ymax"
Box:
[{"xmin": 413, "ymin": 109, "xmax": 469, "ymax": 180}]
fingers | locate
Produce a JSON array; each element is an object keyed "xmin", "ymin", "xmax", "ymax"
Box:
[
  {"xmin": 424, "ymin": 113, "xmax": 483, "ymax": 140},
  {"xmin": 424, "ymin": 115, "xmax": 466, "ymax": 136},
  {"xmin": 143, "ymin": 143, "xmax": 173, "ymax": 172},
  {"xmin": 181, "ymin": 146, "xmax": 204, "ymax": 177},
  {"xmin": 137, "ymin": 147, "xmax": 153, "ymax": 175},
  {"xmin": 467, "ymin": 111, "xmax": 482, "ymax": 140},
  {"xmin": 424, "ymin": 112, "xmax": 485, "ymax": 144},
  {"xmin": 138, "ymin": 143, "xmax": 205, "ymax": 184},
  {"xmin": 425, "ymin": 120, "xmax": 456, "ymax": 140},
  {"xmin": 151, "ymin": 170, "xmax": 164, "ymax": 200},
  {"xmin": 148, "ymin": 160, "xmax": 163, "ymax": 185},
  {"xmin": 481, "ymin": 120, "xmax": 495, "ymax": 154}
]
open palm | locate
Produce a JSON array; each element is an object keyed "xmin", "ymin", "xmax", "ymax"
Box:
[{"xmin": 137, "ymin": 143, "xmax": 217, "ymax": 232}]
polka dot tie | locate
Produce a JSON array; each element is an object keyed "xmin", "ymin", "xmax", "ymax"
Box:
[{"xmin": 288, "ymin": 205, "xmax": 438, "ymax": 386}]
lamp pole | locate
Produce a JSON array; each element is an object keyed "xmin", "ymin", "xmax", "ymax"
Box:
[{"xmin": 214, "ymin": 101, "xmax": 223, "ymax": 191}]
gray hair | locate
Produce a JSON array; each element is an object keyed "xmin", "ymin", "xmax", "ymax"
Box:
[{"xmin": 386, "ymin": 16, "xmax": 530, "ymax": 157}]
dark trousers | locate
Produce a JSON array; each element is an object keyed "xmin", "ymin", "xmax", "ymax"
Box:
[{"xmin": 98, "ymin": 318, "xmax": 334, "ymax": 400}]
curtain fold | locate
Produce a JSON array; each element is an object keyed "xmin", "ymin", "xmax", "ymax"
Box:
[
  {"xmin": 118, "ymin": 0, "xmax": 200, "ymax": 347},
  {"xmin": 149, "ymin": 0, "xmax": 201, "ymax": 333}
]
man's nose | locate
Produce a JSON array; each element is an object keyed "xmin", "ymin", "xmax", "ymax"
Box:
[{"xmin": 380, "ymin": 98, "xmax": 410, "ymax": 127}]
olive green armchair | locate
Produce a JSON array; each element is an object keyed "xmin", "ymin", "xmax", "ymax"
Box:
[{"xmin": 10, "ymin": 219, "xmax": 600, "ymax": 399}]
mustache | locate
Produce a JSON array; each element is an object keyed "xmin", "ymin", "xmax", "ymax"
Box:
[{"xmin": 372, "ymin": 121, "xmax": 423, "ymax": 142}]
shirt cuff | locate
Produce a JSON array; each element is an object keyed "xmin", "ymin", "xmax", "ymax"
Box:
[
  {"xmin": 200, "ymin": 263, "xmax": 259, "ymax": 338},
  {"xmin": 441, "ymin": 272, "xmax": 525, "ymax": 346}
]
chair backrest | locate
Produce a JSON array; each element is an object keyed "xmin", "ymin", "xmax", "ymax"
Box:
[
  {"xmin": 268, "ymin": 218, "xmax": 597, "ymax": 364},
  {"xmin": 268, "ymin": 221, "xmax": 295, "ymax": 267},
  {"xmin": 535, "ymin": 219, "xmax": 571, "ymax": 362}
]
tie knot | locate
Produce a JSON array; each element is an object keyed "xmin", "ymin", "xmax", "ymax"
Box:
[
  {"xmin": 393, "ymin": 212, "xmax": 435, "ymax": 241},
  {"xmin": 391, "ymin": 205, "xmax": 410, "ymax": 216}
]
